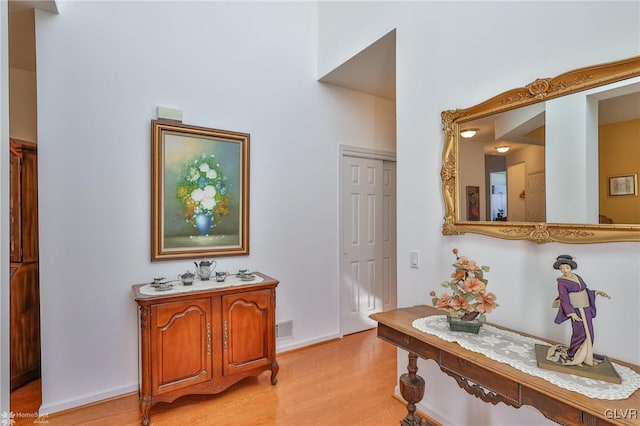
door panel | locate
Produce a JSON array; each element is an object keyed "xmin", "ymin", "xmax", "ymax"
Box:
[
  {"xmin": 382, "ymin": 162, "xmax": 397, "ymax": 312},
  {"xmin": 222, "ymin": 290, "xmax": 273, "ymax": 375},
  {"xmin": 21, "ymin": 148, "xmax": 38, "ymax": 263},
  {"xmin": 526, "ymin": 171, "xmax": 546, "ymax": 222},
  {"xmin": 507, "ymin": 162, "xmax": 526, "ymax": 222},
  {"xmin": 341, "ymin": 156, "xmax": 386, "ymax": 335},
  {"xmin": 152, "ymin": 299, "xmax": 212, "ymax": 395}
]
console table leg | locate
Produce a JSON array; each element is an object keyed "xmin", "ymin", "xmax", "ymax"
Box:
[{"xmin": 399, "ymin": 352, "xmax": 432, "ymax": 426}]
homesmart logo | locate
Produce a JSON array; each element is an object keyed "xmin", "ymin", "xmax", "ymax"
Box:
[{"xmin": 1, "ymin": 411, "xmax": 48, "ymax": 425}]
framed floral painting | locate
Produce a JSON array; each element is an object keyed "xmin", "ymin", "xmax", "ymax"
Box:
[{"xmin": 151, "ymin": 120, "xmax": 249, "ymax": 261}]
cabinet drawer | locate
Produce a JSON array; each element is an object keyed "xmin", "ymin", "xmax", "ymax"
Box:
[
  {"xmin": 440, "ymin": 350, "xmax": 520, "ymax": 404},
  {"xmin": 378, "ymin": 324, "xmax": 439, "ymax": 361}
]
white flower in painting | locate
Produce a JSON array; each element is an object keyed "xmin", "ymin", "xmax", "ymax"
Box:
[
  {"xmin": 201, "ymin": 197, "xmax": 216, "ymax": 210},
  {"xmin": 200, "ymin": 185, "xmax": 217, "ymax": 210},
  {"xmin": 202, "ymin": 185, "xmax": 216, "ymax": 198},
  {"xmin": 206, "ymin": 169, "xmax": 217, "ymax": 179},
  {"xmin": 191, "ymin": 188, "xmax": 204, "ymax": 202},
  {"xmin": 188, "ymin": 168, "xmax": 199, "ymax": 182},
  {"xmin": 199, "ymin": 163, "xmax": 210, "ymax": 173}
]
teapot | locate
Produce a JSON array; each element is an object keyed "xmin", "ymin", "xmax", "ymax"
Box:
[
  {"xmin": 194, "ymin": 259, "xmax": 216, "ymax": 281},
  {"xmin": 178, "ymin": 271, "xmax": 195, "ymax": 285}
]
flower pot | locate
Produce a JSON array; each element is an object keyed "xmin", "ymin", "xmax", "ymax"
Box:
[{"xmin": 447, "ymin": 315, "xmax": 482, "ymax": 334}]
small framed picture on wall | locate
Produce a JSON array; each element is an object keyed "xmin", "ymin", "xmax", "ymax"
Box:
[
  {"xmin": 466, "ymin": 185, "xmax": 480, "ymax": 221},
  {"xmin": 608, "ymin": 174, "xmax": 637, "ymax": 197}
]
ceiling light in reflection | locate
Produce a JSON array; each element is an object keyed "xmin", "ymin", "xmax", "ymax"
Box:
[{"xmin": 460, "ymin": 128, "xmax": 478, "ymax": 138}]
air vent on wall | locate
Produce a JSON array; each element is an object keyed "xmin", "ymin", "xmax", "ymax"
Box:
[{"xmin": 276, "ymin": 320, "xmax": 294, "ymax": 340}]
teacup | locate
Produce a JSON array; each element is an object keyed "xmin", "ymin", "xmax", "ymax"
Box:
[
  {"xmin": 153, "ymin": 277, "xmax": 165, "ymax": 285},
  {"xmin": 238, "ymin": 269, "xmax": 249, "ymax": 277},
  {"xmin": 156, "ymin": 282, "xmax": 172, "ymax": 291},
  {"xmin": 215, "ymin": 271, "xmax": 229, "ymax": 282}
]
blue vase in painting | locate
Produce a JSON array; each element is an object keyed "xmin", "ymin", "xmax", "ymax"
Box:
[{"xmin": 194, "ymin": 213, "xmax": 212, "ymax": 235}]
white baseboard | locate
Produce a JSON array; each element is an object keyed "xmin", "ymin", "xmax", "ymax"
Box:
[
  {"xmin": 276, "ymin": 331, "xmax": 342, "ymax": 353},
  {"xmin": 38, "ymin": 383, "xmax": 139, "ymax": 416}
]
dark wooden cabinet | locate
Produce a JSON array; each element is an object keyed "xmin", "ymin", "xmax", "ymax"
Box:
[
  {"xmin": 132, "ymin": 274, "xmax": 279, "ymax": 426},
  {"xmin": 9, "ymin": 139, "xmax": 40, "ymax": 391}
]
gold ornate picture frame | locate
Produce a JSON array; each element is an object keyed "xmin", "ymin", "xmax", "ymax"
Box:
[
  {"xmin": 151, "ymin": 120, "xmax": 249, "ymax": 260},
  {"xmin": 441, "ymin": 55, "xmax": 640, "ymax": 243}
]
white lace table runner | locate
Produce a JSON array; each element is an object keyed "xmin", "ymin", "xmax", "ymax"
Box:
[
  {"xmin": 139, "ymin": 275, "xmax": 264, "ymax": 296},
  {"xmin": 412, "ymin": 315, "xmax": 640, "ymax": 400}
]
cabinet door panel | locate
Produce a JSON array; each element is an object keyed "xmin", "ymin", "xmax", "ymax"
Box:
[
  {"xmin": 10, "ymin": 263, "xmax": 41, "ymax": 390},
  {"xmin": 222, "ymin": 290, "xmax": 274, "ymax": 375},
  {"xmin": 9, "ymin": 151, "xmax": 21, "ymax": 263},
  {"xmin": 152, "ymin": 299, "xmax": 212, "ymax": 395},
  {"xmin": 21, "ymin": 148, "xmax": 38, "ymax": 263}
]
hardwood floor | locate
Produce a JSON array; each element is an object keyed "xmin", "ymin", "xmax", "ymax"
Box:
[{"xmin": 11, "ymin": 329, "xmax": 407, "ymax": 425}]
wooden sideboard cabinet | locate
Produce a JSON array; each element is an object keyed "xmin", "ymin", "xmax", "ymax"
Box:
[
  {"xmin": 132, "ymin": 273, "xmax": 279, "ymax": 426},
  {"xmin": 10, "ymin": 139, "xmax": 41, "ymax": 391}
]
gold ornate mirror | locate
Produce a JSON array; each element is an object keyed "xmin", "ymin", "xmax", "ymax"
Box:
[{"xmin": 441, "ymin": 55, "xmax": 640, "ymax": 243}]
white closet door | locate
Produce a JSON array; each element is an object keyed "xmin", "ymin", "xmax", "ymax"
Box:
[
  {"xmin": 382, "ymin": 161, "xmax": 397, "ymax": 313},
  {"xmin": 341, "ymin": 156, "xmax": 385, "ymax": 335}
]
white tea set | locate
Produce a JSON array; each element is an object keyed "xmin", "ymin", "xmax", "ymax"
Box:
[{"xmin": 150, "ymin": 260, "xmax": 256, "ymax": 291}]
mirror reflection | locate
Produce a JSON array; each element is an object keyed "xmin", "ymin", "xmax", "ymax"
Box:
[
  {"xmin": 457, "ymin": 77, "xmax": 640, "ymax": 225},
  {"xmin": 441, "ymin": 54, "xmax": 640, "ymax": 243}
]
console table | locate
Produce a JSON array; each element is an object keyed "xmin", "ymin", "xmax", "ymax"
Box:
[{"xmin": 370, "ymin": 305, "xmax": 640, "ymax": 426}]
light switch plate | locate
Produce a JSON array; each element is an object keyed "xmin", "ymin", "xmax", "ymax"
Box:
[{"xmin": 410, "ymin": 250, "xmax": 420, "ymax": 269}]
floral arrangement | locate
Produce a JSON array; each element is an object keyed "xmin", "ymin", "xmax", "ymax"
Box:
[
  {"xmin": 176, "ymin": 153, "xmax": 232, "ymax": 229},
  {"xmin": 430, "ymin": 248, "xmax": 497, "ymax": 322}
]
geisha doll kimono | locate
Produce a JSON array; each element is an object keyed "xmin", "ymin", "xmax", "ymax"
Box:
[{"xmin": 547, "ymin": 254, "xmax": 606, "ymax": 366}]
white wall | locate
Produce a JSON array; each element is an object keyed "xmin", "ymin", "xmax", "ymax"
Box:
[
  {"xmin": 9, "ymin": 68, "xmax": 37, "ymax": 143},
  {"xmin": 34, "ymin": 1, "xmax": 395, "ymax": 413},
  {"xmin": 319, "ymin": 1, "xmax": 640, "ymax": 425},
  {"xmin": 8, "ymin": 1, "xmax": 37, "ymax": 143},
  {"xmin": 0, "ymin": 0, "xmax": 11, "ymax": 416}
]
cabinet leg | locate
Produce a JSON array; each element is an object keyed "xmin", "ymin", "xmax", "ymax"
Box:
[
  {"xmin": 399, "ymin": 352, "xmax": 433, "ymax": 426},
  {"xmin": 270, "ymin": 360, "xmax": 279, "ymax": 385},
  {"xmin": 140, "ymin": 397, "xmax": 151, "ymax": 426}
]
